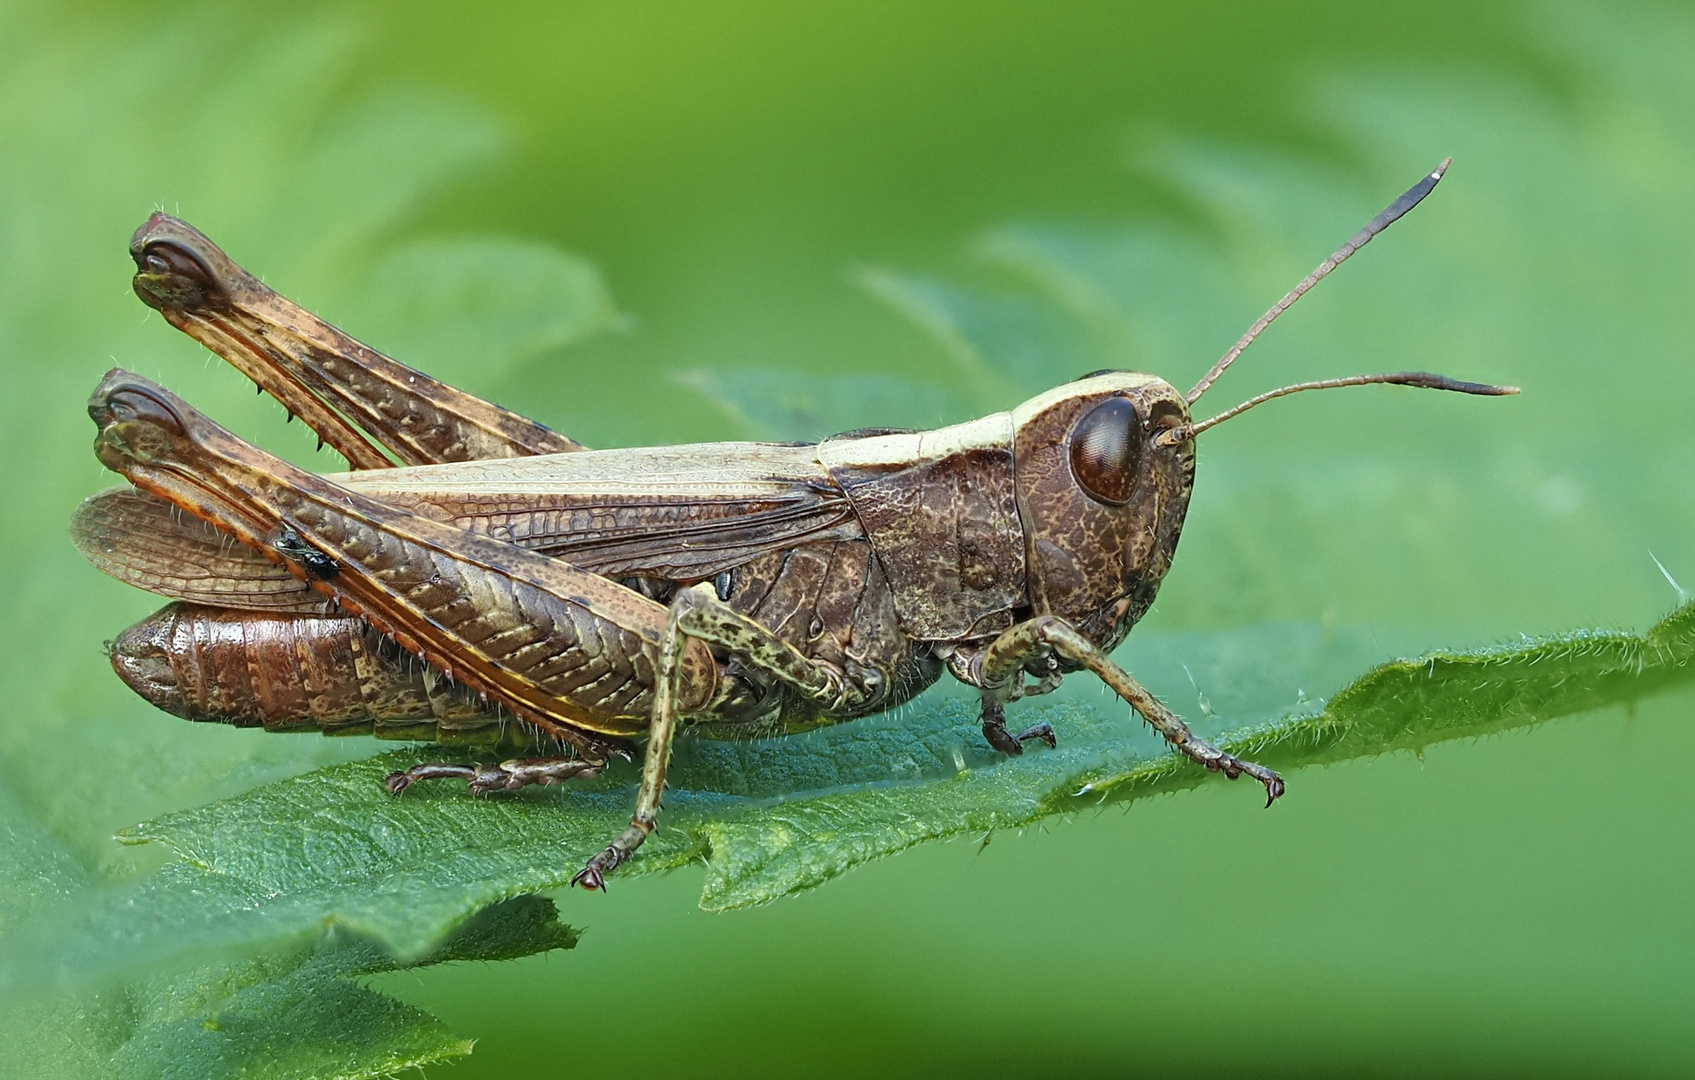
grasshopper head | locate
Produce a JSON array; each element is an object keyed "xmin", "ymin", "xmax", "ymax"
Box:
[
  {"xmin": 1010, "ymin": 371, "xmax": 1195, "ymax": 648},
  {"xmin": 999, "ymin": 163, "xmax": 1524, "ymax": 648}
]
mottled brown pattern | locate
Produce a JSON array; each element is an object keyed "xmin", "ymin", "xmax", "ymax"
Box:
[
  {"xmin": 749, "ymin": 545, "xmax": 833, "ymax": 640},
  {"xmin": 87, "ymin": 370, "xmax": 1197, "ymax": 748},
  {"xmin": 89, "ymin": 216, "xmax": 1215, "ymax": 766},
  {"xmin": 87, "ymin": 373, "xmax": 710, "ymax": 753},
  {"xmin": 682, "ymin": 538, "xmax": 936, "ymax": 737},
  {"xmin": 812, "ymin": 542, "xmax": 868, "ymax": 656},
  {"xmin": 820, "ymin": 418, "xmax": 1024, "ymax": 640},
  {"xmin": 724, "ymin": 548, "xmax": 785, "ymax": 614},
  {"xmin": 86, "ymin": 447, "xmax": 866, "ymax": 612}
]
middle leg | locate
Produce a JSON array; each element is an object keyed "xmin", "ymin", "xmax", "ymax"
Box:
[
  {"xmin": 572, "ymin": 581, "xmax": 889, "ymax": 888},
  {"xmin": 570, "ymin": 584, "xmax": 699, "ymax": 891}
]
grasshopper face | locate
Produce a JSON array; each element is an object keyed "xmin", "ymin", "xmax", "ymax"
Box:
[{"xmin": 1010, "ymin": 372, "xmax": 1196, "ymax": 650}]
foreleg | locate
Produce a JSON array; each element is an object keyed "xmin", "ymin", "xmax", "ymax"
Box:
[{"xmin": 979, "ymin": 615, "xmax": 1284, "ymax": 805}]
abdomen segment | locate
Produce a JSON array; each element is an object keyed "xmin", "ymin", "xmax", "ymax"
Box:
[{"xmin": 108, "ymin": 602, "xmax": 535, "ymax": 748}]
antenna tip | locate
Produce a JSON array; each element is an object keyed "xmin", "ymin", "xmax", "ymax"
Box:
[
  {"xmin": 1432, "ymin": 157, "xmax": 1453, "ymax": 181},
  {"xmin": 1418, "ymin": 374, "xmax": 1518, "ymax": 396},
  {"xmin": 1449, "ymin": 380, "xmax": 1518, "ymax": 396}
]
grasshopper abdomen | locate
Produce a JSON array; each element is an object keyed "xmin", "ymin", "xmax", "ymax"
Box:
[{"xmin": 109, "ymin": 602, "xmax": 523, "ymax": 747}]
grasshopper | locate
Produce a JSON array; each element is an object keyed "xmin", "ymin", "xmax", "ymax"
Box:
[{"xmin": 75, "ymin": 160, "xmax": 1513, "ymax": 889}]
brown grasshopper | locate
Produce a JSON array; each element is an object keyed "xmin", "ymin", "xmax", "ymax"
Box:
[{"xmin": 75, "ymin": 160, "xmax": 1514, "ymax": 889}]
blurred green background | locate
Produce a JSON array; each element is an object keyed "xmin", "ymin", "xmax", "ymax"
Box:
[{"xmin": 4, "ymin": 0, "xmax": 1695, "ymax": 1076}]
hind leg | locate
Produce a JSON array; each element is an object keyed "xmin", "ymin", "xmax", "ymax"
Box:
[{"xmin": 130, "ymin": 213, "xmax": 583, "ymax": 466}]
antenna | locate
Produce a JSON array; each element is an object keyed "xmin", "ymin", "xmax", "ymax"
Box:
[
  {"xmin": 1156, "ymin": 371, "xmax": 1518, "ymax": 446},
  {"xmin": 1186, "ymin": 158, "xmax": 1452, "ymax": 404}
]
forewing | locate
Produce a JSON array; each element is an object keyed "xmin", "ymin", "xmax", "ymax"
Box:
[
  {"xmin": 75, "ymin": 443, "xmax": 861, "ymax": 610},
  {"xmin": 334, "ymin": 441, "xmax": 863, "ymax": 578},
  {"xmin": 71, "ymin": 487, "xmax": 335, "ymax": 614}
]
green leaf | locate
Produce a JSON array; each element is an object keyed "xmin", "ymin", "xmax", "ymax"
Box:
[
  {"xmin": 100, "ymin": 896, "xmax": 574, "ymax": 1080},
  {"xmin": 3, "ymin": 890, "xmax": 576, "ymax": 1080},
  {"xmin": 0, "ymin": 755, "xmax": 579, "ymax": 1080},
  {"xmin": 13, "ymin": 604, "xmax": 1689, "ymax": 994},
  {"xmin": 348, "ymin": 238, "xmax": 623, "ymax": 389},
  {"xmin": 679, "ymin": 366, "xmax": 972, "ymax": 440}
]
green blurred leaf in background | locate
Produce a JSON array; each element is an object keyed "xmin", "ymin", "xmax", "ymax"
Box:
[{"xmin": 3, "ymin": 1, "xmax": 1695, "ymax": 1077}]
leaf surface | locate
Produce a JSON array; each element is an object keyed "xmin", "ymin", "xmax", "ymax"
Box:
[{"xmin": 12, "ymin": 605, "xmax": 1687, "ymax": 996}]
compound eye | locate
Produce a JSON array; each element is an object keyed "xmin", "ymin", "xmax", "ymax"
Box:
[{"xmin": 1068, "ymin": 396, "xmax": 1142, "ymax": 505}]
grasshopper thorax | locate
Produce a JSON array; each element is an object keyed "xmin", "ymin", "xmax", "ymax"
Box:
[{"xmin": 1009, "ymin": 371, "xmax": 1195, "ymax": 649}]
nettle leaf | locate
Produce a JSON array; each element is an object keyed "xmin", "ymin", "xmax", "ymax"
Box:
[
  {"xmin": 4, "ymin": 889, "xmax": 575, "ymax": 1080},
  {"xmin": 679, "ymin": 366, "xmax": 973, "ymax": 441},
  {"xmin": 14, "ymin": 603, "xmax": 1690, "ymax": 995},
  {"xmin": 101, "ymin": 896, "xmax": 574, "ymax": 1080},
  {"xmin": 349, "ymin": 238, "xmax": 624, "ymax": 389},
  {"xmin": 0, "ymin": 759, "xmax": 579, "ymax": 1080}
]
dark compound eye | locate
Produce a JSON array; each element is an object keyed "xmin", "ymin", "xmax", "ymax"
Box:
[{"xmin": 1068, "ymin": 396, "xmax": 1143, "ymax": 505}]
